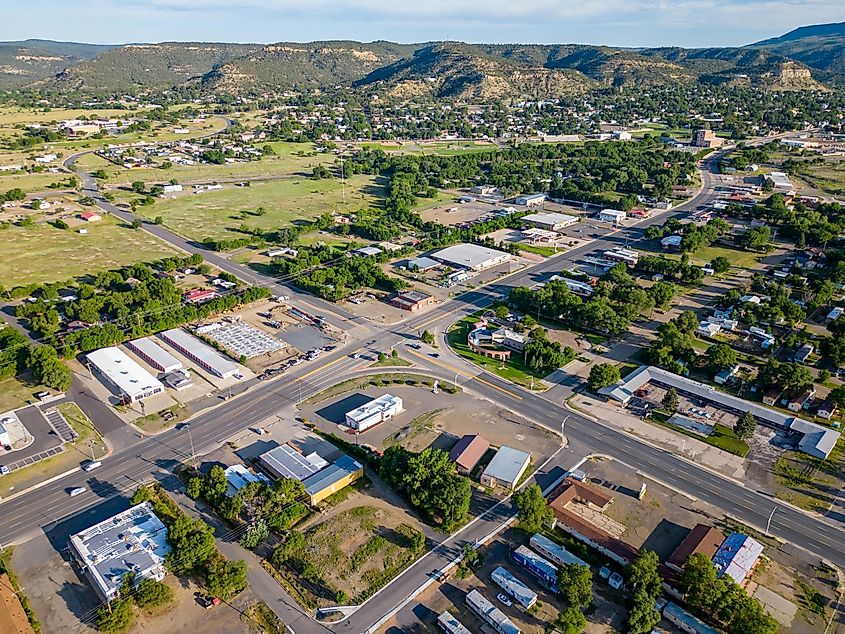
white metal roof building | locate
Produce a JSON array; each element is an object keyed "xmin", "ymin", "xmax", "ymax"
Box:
[
  {"xmin": 481, "ymin": 446, "xmax": 531, "ymax": 490},
  {"xmin": 259, "ymin": 444, "xmax": 329, "ymax": 481},
  {"xmin": 599, "ymin": 209, "xmax": 627, "ymax": 224},
  {"xmin": 599, "ymin": 365, "xmax": 840, "ymax": 459},
  {"xmin": 69, "ymin": 502, "xmax": 170, "ymax": 602},
  {"xmin": 224, "ymin": 464, "xmax": 271, "ymax": 497},
  {"xmin": 491, "ymin": 566, "xmax": 537, "ymax": 609},
  {"xmin": 521, "ymin": 212, "xmax": 578, "ymax": 231},
  {"xmin": 344, "ymin": 394, "xmax": 403, "ymax": 431},
  {"xmin": 515, "ymin": 193, "xmax": 547, "ymax": 206},
  {"xmin": 431, "ymin": 243, "xmax": 512, "ymax": 272},
  {"xmin": 712, "ymin": 532, "xmax": 764, "ymax": 584},
  {"xmin": 86, "ymin": 347, "xmax": 164, "ymax": 404},
  {"xmin": 126, "ymin": 337, "xmax": 183, "ymax": 373},
  {"xmin": 465, "ymin": 589, "xmax": 520, "ymax": 634},
  {"xmin": 159, "ymin": 328, "xmax": 240, "ymax": 378}
]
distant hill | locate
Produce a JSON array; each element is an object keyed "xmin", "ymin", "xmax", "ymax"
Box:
[
  {"xmin": 0, "ymin": 27, "xmax": 837, "ymax": 97},
  {"xmin": 0, "ymin": 39, "xmax": 115, "ymax": 88},
  {"xmin": 749, "ymin": 22, "xmax": 845, "ymax": 75},
  {"xmin": 198, "ymin": 41, "xmax": 417, "ymax": 92},
  {"xmin": 38, "ymin": 42, "xmax": 261, "ymax": 92}
]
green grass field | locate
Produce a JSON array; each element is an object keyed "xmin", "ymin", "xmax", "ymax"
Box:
[
  {"xmin": 0, "ymin": 374, "xmax": 50, "ymax": 412},
  {"xmin": 688, "ymin": 245, "xmax": 763, "ymax": 270},
  {"xmin": 139, "ymin": 174, "xmax": 384, "ymax": 241},
  {"xmin": 95, "ymin": 141, "xmax": 337, "ymax": 187},
  {"xmin": 0, "ymin": 214, "xmax": 180, "ymax": 287}
]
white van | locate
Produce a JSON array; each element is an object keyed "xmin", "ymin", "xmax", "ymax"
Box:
[{"xmin": 83, "ymin": 461, "xmax": 102, "ymax": 472}]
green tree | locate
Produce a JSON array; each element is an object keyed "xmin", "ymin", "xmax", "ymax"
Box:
[
  {"xmin": 681, "ymin": 552, "xmax": 723, "ymax": 612},
  {"xmin": 734, "ymin": 411, "xmax": 756, "ymax": 440},
  {"xmin": 205, "ymin": 557, "xmax": 248, "ymax": 599},
  {"xmin": 131, "ymin": 180, "xmax": 145, "ymax": 193},
  {"xmin": 186, "ymin": 477, "xmax": 203, "ymax": 499},
  {"xmin": 134, "ymin": 578, "xmax": 174, "ymax": 610},
  {"xmin": 626, "ymin": 550, "xmax": 663, "ymax": 634},
  {"xmin": 239, "ymin": 520, "xmax": 269, "ymax": 549},
  {"xmin": 557, "ymin": 563, "xmax": 593, "ymax": 609},
  {"xmin": 420, "ymin": 330, "xmax": 435, "ymax": 344},
  {"xmin": 711, "ymin": 256, "xmax": 731, "ymax": 274},
  {"xmin": 662, "ymin": 387, "xmax": 679, "ymax": 413},
  {"xmin": 627, "ymin": 590, "xmax": 661, "ymax": 634},
  {"xmin": 778, "ymin": 362, "xmax": 813, "ymax": 392},
  {"xmin": 27, "ymin": 345, "xmax": 72, "ymax": 391},
  {"xmin": 494, "ymin": 305, "xmax": 510, "ymax": 319},
  {"xmin": 377, "ymin": 352, "xmax": 386, "ymax": 362},
  {"xmin": 513, "ymin": 483, "xmax": 552, "ymax": 532},
  {"xmin": 130, "ymin": 486, "xmax": 151, "ymax": 505},
  {"xmin": 705, "ymin": 343, "xmax": 737, "ymax": 372},
  {"xmin": 165, "ymin": 515, "xmax": 216, "ymax": 573},
  {"xmin": 96, "ymin": 598, "xmax": 134, "ymax": 633},
  {"xmin": 203, "ymin": 465, "xmax": 229, "ymax": 504},
  {"xmin": 588, "ymin": 363, "xmax": 621, "ymax": 390},
  {"xmin": 554, "ymin": 607, "xmax": 588, "ymax": 634},
  {"xmin": 130, "ymin": 218, "xmax": 143, "ymax": 229}
]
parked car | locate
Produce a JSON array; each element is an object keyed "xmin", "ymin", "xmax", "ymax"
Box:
[
  {"xmin": 69, "ymin": 487, "xmax": 87, "ymax": 497},
  {"xmin": 83, "ymin": 461, "xmax": 102, "ymax": 472},
  {"xmin": 0, "ymin": 465, "xmax": 9, "ymax": 475},
  {"xmin": 496, "ymin": 593, "xmax": 513, "ymax": 607}
]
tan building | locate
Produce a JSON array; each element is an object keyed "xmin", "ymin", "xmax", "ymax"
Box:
[{"xmin": 693, "ymin": 129, "xmax": 724, "ymax": 149}]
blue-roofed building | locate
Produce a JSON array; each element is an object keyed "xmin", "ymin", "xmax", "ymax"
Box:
[
  {"xmin": 302, "ymin": 455, "xmax": 363, "ymax": 505},
  {"xmin": 712, "ymin": 532, "xmax": 764, "ymax": 584}
]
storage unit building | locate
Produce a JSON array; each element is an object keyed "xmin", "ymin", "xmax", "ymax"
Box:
[
  {"xmin": 126, "ymin": 337, "xmax": 183, "ymax": 373},
  {"xmin": 159, "ymin": 328, "xmax": 240, "ymax": 378}
]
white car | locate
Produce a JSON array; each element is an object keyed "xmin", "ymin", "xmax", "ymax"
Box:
[
  {"xmin": 0, "ymin": 465, "xmax": 10, "ymax": 475},
  {"xmin": 83, "ymin": 461, "xmax": 102, "ymax": 472},
  {"xmin": 69, "ymin": 487, "xmax": 87, "ymax": 497},
  {"xmin": 496, "ymin": 593, "xmax": 513, "ymax": 607}
]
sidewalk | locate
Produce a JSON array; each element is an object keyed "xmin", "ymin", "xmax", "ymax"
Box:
[{"xmin": 571, "ymin": 395, "xmax": 747, "ymax": 479}]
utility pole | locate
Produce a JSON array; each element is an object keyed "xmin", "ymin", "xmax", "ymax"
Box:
[
  {"xmin": 561, "ymin": 415, "xmax": 569, "ymax": 444},
  {"xmin": 186, "ymin": 424, "xmax": 195, "ymax": 463},
  {"xmin": 88, "ymin": 438, "xmax": 96, "ymax": 461}
]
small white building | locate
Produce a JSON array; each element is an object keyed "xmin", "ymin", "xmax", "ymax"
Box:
[
  {"xmin": 515, "ymin": 193, "xmax": 547, "ymax": 207},
  {"xmin": 344, "ymin": 394, "xmax": 404, "ymax": 431},
  {"xmin": 162, "ymin": 184, "xmax": 183, "ymax": 194},
  {"xmin": 481, "ymin": 446, "xmax": 531, "ymax": 490},
  {"xmin": 521, "ymin": 212, "xmax": 578, "ymax": 232},
  {"xmin": 599, "ymin": 209, "xmax": 627, "ymax": 224}
]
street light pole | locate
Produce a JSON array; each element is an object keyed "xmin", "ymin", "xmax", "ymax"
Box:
[
  {"xmin": 766, "ymin": 505, "xmax": 777, "ymax": 537},
  {"xmin": 454, "ymin": 373, "xmax": 459, "ymax": 390},
  {"xmin": 561, "ymin": 415, "xmax": 569, "ymax": 444},
  {"xmin": 186, "ymin": 424, "xmax": 195, "ymax": 463}
]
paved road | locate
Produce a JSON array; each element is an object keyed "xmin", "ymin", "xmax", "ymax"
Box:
[{"xmin": 6, "ymin": 136, "xmax": 833, "ymax": 633}]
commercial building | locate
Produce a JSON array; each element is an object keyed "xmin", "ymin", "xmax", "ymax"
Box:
[
  {"xmin": 302, "ymin": 455, "xmax": 364, "ymax": 505},
  {"xmin": 599, "ymin": 365, "xmax": 840, "ymax": 459},
  {"xmin": 406, "ymin": 256, "xmax": 440, "ymax": 272},
  {"xmin": 431, "ymin": 243, "xmax": 512, "ymax": 272},
  {"xmin": 766, "ymin": 171, "xmax": 794, "ymax": 192},
  {"xmin": 512, "ymin": 545, "xmax": 558, "ymax": 589},
  {"xmin": 162, "ymin": 369, "xmax": 192, "ymax": 391},
  {"xmin": 666, "ymin": 524, "xmax": 725, "ymax": 573},
  {"xmin": 481, "ymin": 446, "xmax": 531, "ymax": 490},
  {"xmin": 448, "ymin": 434, "xmax": 490, "ymax": 475},
  {"xmin": 465, "ymin": 589, "xmax": 520, "ymax": 634},
  {"xmin": 491, "ymin": 566, "xmax": 537, "ymax": 609},
  {"xmin": 599, "ymin": 209, "xmax": 626, "ymax": 224},
  {"xmin": 529, "ymin": 533, "xmax": 589, "ymax": 568},
  {"xmin": 693, "ymin": 129, "xmax": 724, "ymax": 149},
  {"xmin": 436, "ymin": 610, "xmax": 472, "ymax": 634},
  {"xmin": 126, "ymin": 337, "xmax": 183, "ymax": 373},
  {"xmin": 713, "ymin": 532, "xmax": 763, "ymax": 584},
  {"xmin": 69, "ymin": 503, "xmax": 170, "ymax": 602},
  {"xmin": 258, "ymin": 444, "xmax": 329, "ymax": 481},
  {"xmin": 521, "ymin": 212, "xmax": 578, "ymax": 231},
  {"xmin": 223, "ymin": 464, "xmax": 271, "ymax": 497},
  {"xmin": 515, "ymin": 193, "xmax": 547, "ymax": 207},
  {"xmin": 86, "ymin": 347, "xmax": 164, "ymax": 404},
  {"xmin": 159, "ymin": 328, "xmax": 240, "ymax": 379},
  {"xmin": 604, "ymin": 248, "xmax": 639, "ymax": 266},
  {"xmin": 344, "ymin": 394, "xmax": 403, "ymax": 431},
  {"xmin": 391, "ymin": 290, "xmax": 435, "ymax": 312}
]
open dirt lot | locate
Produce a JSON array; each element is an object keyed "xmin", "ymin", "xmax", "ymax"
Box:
[{"xmin": 299, "ymin": 383, "xmax": 559, "ymax": 462}]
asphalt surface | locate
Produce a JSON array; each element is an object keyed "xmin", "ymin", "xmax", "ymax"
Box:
[{"xmin": 3, "ymin": 135, "xmax": 834, "ymax": 633}]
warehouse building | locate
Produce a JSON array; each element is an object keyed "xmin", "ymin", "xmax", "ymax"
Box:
[
  {"xmin": 86, "ymin": 347, "xmax": 164, "ymax": 404},
  {"xmin": 69, "ymin": 503, "xmax": 170, "ymax": 602},
  {"xmin": 481, "ymin": 446, "xmax": 531, "ymax": 490},
  {"xmin": 159, "ymin": 328, "xmax": 240, "ymax": 378},
  {"xmin": 521, "ymin": 212, "xmax": 578, "ymax": 232},
  {"xmin": 258, "ymin": 444, "xmax": 329, "ymax": 481},
  {"xmin": 344, "ymin": 394, "xmax": 403, "ymax": 431},
  {"xmin": 599, "ymin": 209, "xmax": 626, "ymax": 224},
  {"xmin": 431, "ymin": 243, "xmax": 512, "ymax": 272},
  {"xmin": 126, "ymin": 337, "xmax": 183, "ymax": 373},
  {"xmin": 515, "ymin": 193, "xmax": 547, "ymax": 207},
  {"xmin": 302, "ymin": 455, "xmax": 364, "ymax": 505}
]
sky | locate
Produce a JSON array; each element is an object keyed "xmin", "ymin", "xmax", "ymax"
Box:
[{"xmin": 2, "ymin": 0, "xmax": 844, "ymax": 48}]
